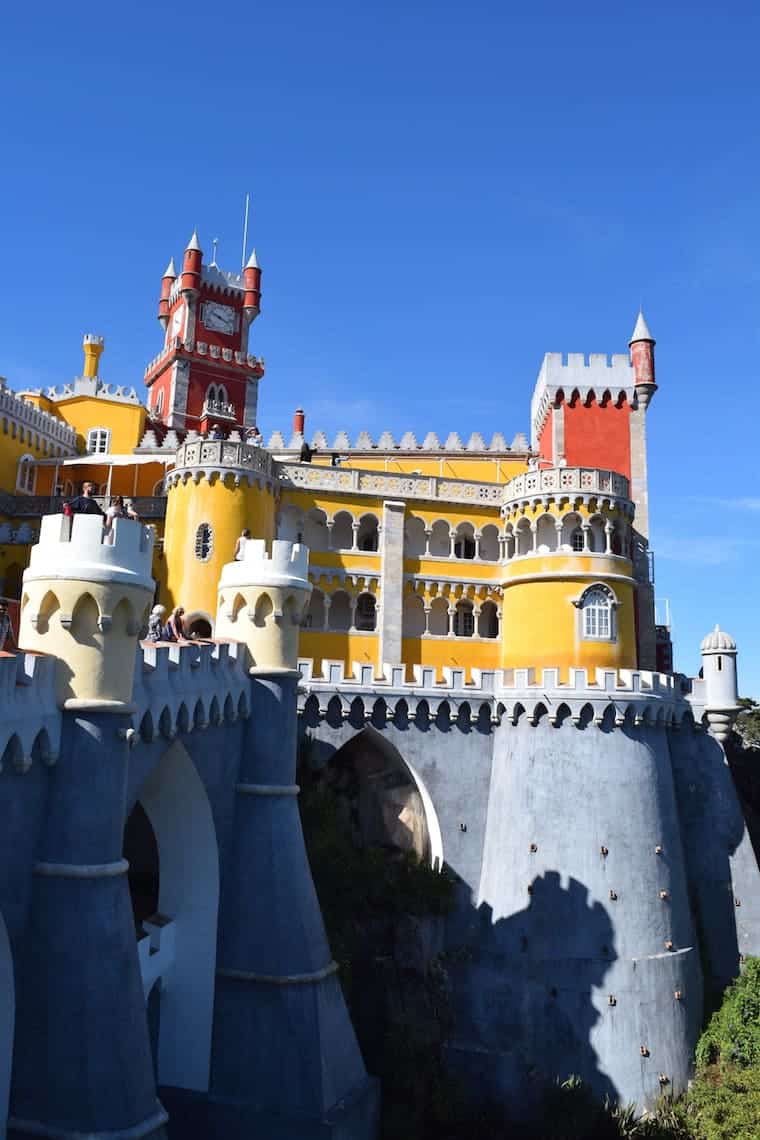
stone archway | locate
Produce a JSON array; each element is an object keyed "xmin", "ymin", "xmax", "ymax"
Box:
[
  {"xmin": 0, "ymin": 908, "xmax": 13, "ymax": 1140},
  {"xmin": 126, "ymin": 741, "xmax": 219, "ymax": 1093},
  {"xmin": 317, "ymin": 726, "xmax": 444, "ymax": 870}
]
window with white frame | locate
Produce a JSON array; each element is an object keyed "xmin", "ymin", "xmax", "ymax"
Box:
[
  {"xmin": 581, "ymin": 586, "xmax": 615, "ymax": 640},
  {"xmin": 16, "ymin": 454, "xmax": 36, "ymax": 494},
  {"xmin": 86, "ymin": 427, "xmax": 111, "ymax": 454},
  {"xmin": 571, "ymin": 528, "xmax": 585, "ymax": 552},
  {"xmin": 195, "ymin": 523, "xmax": 213, "ymax": 561}
]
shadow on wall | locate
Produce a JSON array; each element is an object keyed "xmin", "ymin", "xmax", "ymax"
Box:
[{"xmin": 449, "ymin": 872, "xmax": 617, "ymax": 1113}]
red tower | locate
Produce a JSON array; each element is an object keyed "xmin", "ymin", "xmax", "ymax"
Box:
[{"xmin": 144, "ymin": 232, "xmax": 265, "ymax": 434}]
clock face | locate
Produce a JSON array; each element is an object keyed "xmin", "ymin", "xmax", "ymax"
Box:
[
  {"xmin": 170, "ymin": 305, "xmax": 184, "ymax": 339},
  {"xmin": 203, "ymin": 302, "xmax": 236, "ymax": 335}
]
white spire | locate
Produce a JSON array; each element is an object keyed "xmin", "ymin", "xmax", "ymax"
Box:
[
  {"xmin": 163, "ymin": 257, "xmax": 177, "ymax": 279},
  {"xmin": 629, "ymin": 309, "xmax": 654, "ymax": 344},
  {"xmin": 185, "ymin": 230, "xmax": 201, "ymax": 252},
  {"xmin": 245, "ymin": 248, "xmax": 260, "ymax": 270}
]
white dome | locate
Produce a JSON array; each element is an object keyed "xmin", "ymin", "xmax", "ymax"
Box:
[{"xmin": 700, "ymin": 624, "xmax": 737, "ymax": 653}]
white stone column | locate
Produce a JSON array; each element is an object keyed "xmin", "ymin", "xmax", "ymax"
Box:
[
  {"xmin": 474, "ymin": 532, "xmax": 482, "ymax": 560},
  {"xmin": 322, "ymin": 595, "xmax": 331, "ymax": 631},
  {"xmin": 378, "ymin": 501, "xmax": 405, "ymax": 668},
  {"xmin": 423, "ymin": 604, "xmax": 431, "ymax": 635},
  {"xmin": 447, "ymin": 605, "xmax": 456, "ymax": 636},
  {"xmin": 351, "ymin": 522, "xmax": 359, "ymax": 551},
  {"xmin": 530, "ymin": 522, "xmax": 538, "ymax": 552},
  {"xmin": 424, "ymin": 529, "xmax": 432, "ymax": 556},
  {"xmin": 449, "ymin": 531, "xmax": 457, "ymax": 558},
  {"xmin": 604, "ymin": 521, "xmax": 613, "ymax": 555},
  {"xmin": 325, "ymin": 521, "xmax": 334, "ymax": 550},
  {"xmin": 582, "ymin": 524, "xmax": 590, "ymax": 552},
  {"xmin": 349, "ymin": 594, "xmax": 357, "ymax": 630}
]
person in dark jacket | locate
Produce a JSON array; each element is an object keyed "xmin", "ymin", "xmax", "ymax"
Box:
[{"xmin": 65, "ymin": 481, "xmax": 104, "ymax": 516}]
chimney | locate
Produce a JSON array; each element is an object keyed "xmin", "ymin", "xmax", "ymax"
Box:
[{"xmin": 293, "ymin": 408, "xmax": 305, "ymax": 436}]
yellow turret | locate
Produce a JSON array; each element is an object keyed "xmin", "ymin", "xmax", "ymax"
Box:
[
  {"xmin": 215, "ymin": 538, "xmax": 311, "ymax": 670},
  {"xmin": 18, "ymin": 513, "xmax": 155, "ymax": 706},
  {"xmin": 82, "ymin": 333, "xmax": 105, "ymax": 379}
]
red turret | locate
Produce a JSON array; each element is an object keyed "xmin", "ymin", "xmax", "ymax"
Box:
[
  {"xmin": 243, "ymin": 248, "xmax": 262, "ymax": 319},
  {"xmin": 181, "ymin": 230, "xmax": 203, "ymax": 294},
  {"xmin": 629, "ymin": 310, "xmax": 657, "ymax": 400},
  {"xmin": 157, "ymin": 258, "xmax": 177, "ymax": 327}
]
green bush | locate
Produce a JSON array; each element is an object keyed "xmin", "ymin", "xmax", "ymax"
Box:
[{"xmin": 696, "ymin": 958, "xmax": 760, "ymax": 1069}]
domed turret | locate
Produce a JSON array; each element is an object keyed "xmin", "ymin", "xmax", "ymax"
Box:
[
  {"xmin": 181, "ymin": 230, "xmax": 202, "ymax": 294},
  {"xmin": 700, "ymin": 624, "xmax": 739, "ymax": 742},
  {"xmin": 157, "ymin": 257, "xmax": 177, "ymax": 327}
]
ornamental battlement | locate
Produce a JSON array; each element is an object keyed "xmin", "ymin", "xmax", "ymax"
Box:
[
  {"xmin": 531, "ymin": 351, "xmax": 637, "ymax": 444},
  {"xmin": 268, "ymin": 428, "xmax": 531, "ymax": 453},
  {"xmin": 0, "ymin": 651, "xmax": 60, "ymax": 772},
  {"xmin": 298, "ymin": 658, "xmax": 706, "ymax": 727},
  {"xmin": 220, "ymin": 538, "xmax": 311, "ymax": 590},
  {"xmin": 0, "ymin": 385, "xmax": 78, "ymax": 449},
  {"xmin": 24, "ymin": 514, "xmax": 154, "ymax": 588},
  {"xmin": 165, "ymin": 437, "xmax": 273, "ymax": 484}
]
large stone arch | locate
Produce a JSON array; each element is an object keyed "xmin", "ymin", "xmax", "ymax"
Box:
[
  {"xmin": 0, "ymin": 908, "xmax": 12, "ymax": 1140},
  {"xmin": 131, "ymin": 740, "xmax": 219, "ymax": 1092},
  {"xmin": 308, "ymin": 723, "xmax": 444, "ymax": 871}
]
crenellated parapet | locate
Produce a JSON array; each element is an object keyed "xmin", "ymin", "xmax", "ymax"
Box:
[
  {"xmin": 0, "ymin": 651, "xmax": 60, "ymax": 772},
  {"xmin": 530, "ymin": 351, "xmax": 636, "ymax": 447},
  {"xmin": 131, "ymin": 639, "xmax": 249, "ymax": 742},
  {"xmin": 298, "ymin": 658, "xmax": 707, "ymax": 731},
  {"xmin": 216, "ymin": 539, "xmax": 312, "ymax": 670},
  {"xmin": 268, "ymin": 428, "xmax": 531, "ymax": 454},
  {"xmin": 164, "ymin": 437, "xmax": 273, "ymax": 488},
  {"xmin": 0, "ymin": 383, "xmax": 78, "ymax": 451},
  {"xmin": 19, "ymin": 514, "xmax": 155, "ymax": 706}
]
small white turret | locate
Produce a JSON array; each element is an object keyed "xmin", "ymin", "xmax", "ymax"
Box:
[
  {"xmin": 700, "ymin": 624, "xmax": 739, "ymax": 743},
  {"xmin": 19, "ymin": 514, "xmax": 155, "ymax": 706},
  {"xmin": 216, "ymin": 539, "xmax": 311, "ymax": 671}
]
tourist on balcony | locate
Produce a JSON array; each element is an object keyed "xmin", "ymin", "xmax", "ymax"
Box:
[
  {"xmin": 299, "ymin": 440, "xmax": 314, "ymax": 463},
  {"xmin": 211, "ymin": 425, "xmax": 225, "ymax": 441},
  {"xmin": 246, "ymin": 425, "xmax": 263, "ymax": 446},
  {"xmin": 146, "ymin": 604, "xmax": 167, "ymax": 642},
  {"xmin": 0, "ymin": 601, "xmax": 16, "ymax": 653},
  {"xmin": 65, "ymin": 481, "xmax": 104, "ymax": 517},
  {"xmin": 165, "ymin": 605, "xmax": 187, "ymax": 642},
  {"xmin": 234, "ymin": 529, "xmax": 251, "ymax": 560},
  {"xmin": 104, "ymin": 495, "xmax": 138, "ymax": 538}
]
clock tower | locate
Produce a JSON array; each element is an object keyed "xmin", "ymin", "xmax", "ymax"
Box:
[{"xmin": 145, "ymin": 231, "xmax": 264, "ymax": 433}]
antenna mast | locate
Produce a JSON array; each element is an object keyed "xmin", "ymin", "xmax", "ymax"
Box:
[{"xmin": 241, "ymin": 193, "xmax": 250, "ymax": 271}]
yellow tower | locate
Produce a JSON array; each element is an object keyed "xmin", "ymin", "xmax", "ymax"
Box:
[
  {"xmin": 215, "ymin": 538, "xmax": 312, "ymax": 669},
  {"xmin": 82, "ymin": 333, "xmax": 105, "ymax": 379},
  {"xmin": 18, "ymin": 513, "xmax": 155, "ymax": 706},
  {"xmin": 499, "ymin": 466, "xmax": 638, "ymax": 675},
  {"xmin": 161, "ymin": 437, "xmax": 276, "ymax": 631}
]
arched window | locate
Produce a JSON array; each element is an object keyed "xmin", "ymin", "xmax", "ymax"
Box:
[
  {"xmin": 330, "ymin": 511, "xmax": 354, "ymax": 551},
  {"xmin": 402, "ymin": 593, "xmax": 426, "ymax": 637},
  {"xmin": 217, "ymin": 385, "xmax": 228, "ymax": 405},
  {"xmin": 355, "ymin": 593, "xmax": 377, "ymax": 631},
  {"xmin": 155, "ymin": 390, "xmax": 165, "ymax": 416},
  {"xmin": 194, "ymin": 522, "xmax": 213, "ymax": 561},
  {"xmin": 580, "ymin": 586, "xmax": 615, "ymax": 640},
  {"xmin": 303, "ymin": 589, "xmax": 325, "ymax": 630},
  {"xmin": 453, "ymin": 523, "xmax": 476, "ymax": 560},
  {"xmin": 357, "ymin": 514, "xmax": 379, "ymax": 552},
  {"xmin": 207, "ymin": 385, "xmax": 217, "ymax": 406},
  {"xmin": 478, "ymin": 601, "xmax": 499, "ymax": 639},
  {"xmin": 453, "ymin": 600, "xmax": 474, "ymax": 638},
  {"xmin": 571, "ymin": 528, "xmax": 585, "ymax": 552},
  {"xmin": 327, "ymin": 591, "xmax": 352, "ymax": 631},
  {"xmin": 16, "ymin": 454, "xmax": 36, "ymax": 494},
  {"xmin": 86, "ymin": 427, "xmax": 111, "ymax": 455}
]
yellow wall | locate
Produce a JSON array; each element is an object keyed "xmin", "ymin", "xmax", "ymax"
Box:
[
  {"xmin": 162, "ymin": 475, "xmax": 276, "ymax": 620},
  {"xmin": 401, "ymin": 636, "xmax": 500, "ymax": 683},
  {"xmin": 0, "ymin": 414, "xmax": 57, "ymax": 494},
  {"xmin": 501, "ymin": 553, "xmax": 637, "ymax": 674},
  {"xmin": 315, "ymin": 454, "xmax": 529, "ymax": 483}
]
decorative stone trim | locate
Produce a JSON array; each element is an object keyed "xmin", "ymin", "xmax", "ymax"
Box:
[
  {"xmin": 217, "ymin": 961, "xmax": 339, "ymax": 985},
  {"xmin": 34, "ymin": 859, "xmax": 129, "ymax": 879}
]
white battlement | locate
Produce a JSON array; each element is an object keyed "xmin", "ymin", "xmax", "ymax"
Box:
[
  {"xmin": 0, "ymin": 384, "xmax": 78, "ymax": 449},
  {"xmin": 297, "ymin": 658, "xmax": 705, "ymax": 729},
  {"xmin": 530, "ymin": 351, "xmax": 636, "ymax": 446},
  {"xmin": 132, "ymin": 639, "xmax": 249, "ymax": 740},
  {"xmin": 266, "ymin": 428, "xmax": 530, "ymax": 454},
  {"xmin": 219, "ymin": 539, "xmax": 311, "ymax": 592},
  {"xmin": 0, "ymin": 652, "xmax": 61, "ymax": 771},
  {"xmin": 24, "ymin": 514, "xmax": 155, "ymax": 589}
]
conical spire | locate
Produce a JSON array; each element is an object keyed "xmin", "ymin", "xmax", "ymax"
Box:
[
  {"xmin": 185, "ymin": 230, "xmax": 202, "ymax": 252},
  {"xmin": 629, "ymin": 309, "xmax": 654, "ymax": 344},
  {"xmin": 162, "ymin": 257, "xmax": 177, "ymax": 279},
  {"xmin": 245, "ymin": 248, "xmax": 260, "ymax": 270}
]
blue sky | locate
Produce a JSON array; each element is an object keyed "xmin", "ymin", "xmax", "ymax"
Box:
[{"xmin": 2, "ymin": 1, "xmax": 758, "ymax": 694}]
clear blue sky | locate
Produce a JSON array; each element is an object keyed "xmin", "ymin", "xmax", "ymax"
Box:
[{"xmin": 2, "ymin": 1, "xmax": 758, "ymax": 695}]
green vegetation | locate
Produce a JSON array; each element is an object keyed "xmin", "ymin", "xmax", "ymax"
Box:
[{"xmin": 736, "ymin": 697, "xmax": 760, "ymax": 748}]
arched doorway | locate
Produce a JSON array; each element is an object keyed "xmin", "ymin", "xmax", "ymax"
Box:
[
  {"xmin": 124, "ymin": 741, "xmax": 219, "ymax": 1092},
  {"xmin": 0, "ymin": 908, "xmax": 13, "ymax": 1140}
]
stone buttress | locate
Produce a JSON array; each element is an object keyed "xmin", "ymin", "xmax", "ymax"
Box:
[
  {"xmin": 9, "ymin": 514, "xmax": 167, "ymax": 1140},
  {"xmin": 211, "ymin": 538, "xmax": 379, "ymax": 1138}
]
